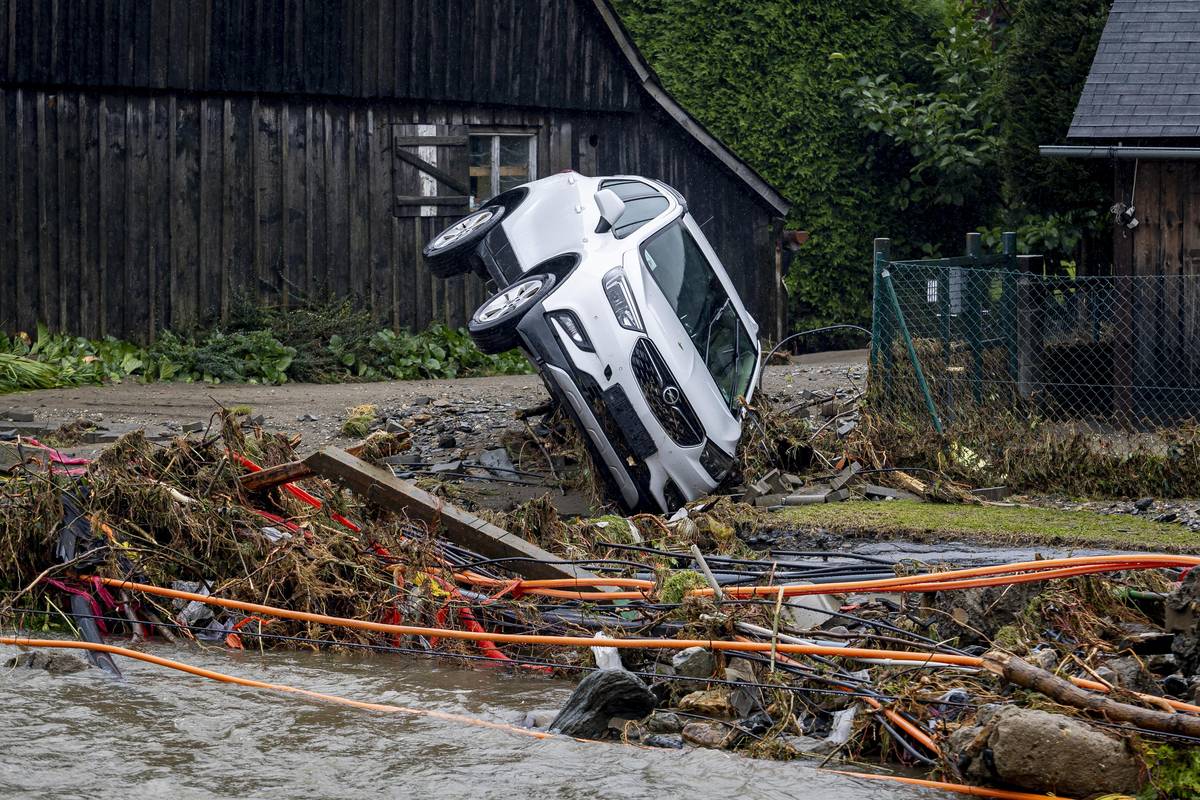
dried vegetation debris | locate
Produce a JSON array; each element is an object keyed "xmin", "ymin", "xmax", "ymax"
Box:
[{"xmin": 0, "ymin": 397, "xmax": 1198, "ymax": 798}]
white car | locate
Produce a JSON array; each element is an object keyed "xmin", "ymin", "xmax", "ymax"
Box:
[{"xmin": 422, "ymin": 172, "xmax": 761, "ymax": 513}]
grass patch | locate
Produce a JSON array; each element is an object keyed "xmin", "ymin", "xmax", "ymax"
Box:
[{"xmin": 763, "ymin": 500, "xmax": 1199, "ymax": 552}]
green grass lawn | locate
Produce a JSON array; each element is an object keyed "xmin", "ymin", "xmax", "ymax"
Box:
[{"xmin": 763, "ymin": 500, "xmax": 1198, "ymax": 552}]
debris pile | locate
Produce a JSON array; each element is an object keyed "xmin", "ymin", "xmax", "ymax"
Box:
[{"xmin": 1, "ymin": 412, "xmax": 1198, "ymax": 799}]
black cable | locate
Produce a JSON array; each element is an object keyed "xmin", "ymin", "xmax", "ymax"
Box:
[{"xmin": 756, "ymin": 324, "xmax": 872, "ymax": 391}]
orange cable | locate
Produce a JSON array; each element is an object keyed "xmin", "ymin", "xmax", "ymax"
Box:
[
  {"xmin": 825, "ymin": 769, "xmax": 1075, "ymax": 800},
  {"xmin": 0, "ymin": 637, "xmax": 1073, "ymax": 800},
  {"xmin": 92, "ymin": 577, "xmax": 1200, "ymax": 715},
  {"xmin": 0, "ymin": 636, "xmax": 548, "ymax": 739}
]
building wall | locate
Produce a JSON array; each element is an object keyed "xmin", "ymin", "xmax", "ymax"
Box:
[
  {"xmin": 0, "ymin": 86, "xmax": 780, "ymax": 341},
  {"xmin": 1111, "ymin": 159, "xmax": 1200, "ymax": 393},
  {"xmin": 0, "ymin": 0, "xmax": 642, "ymax": 112}
]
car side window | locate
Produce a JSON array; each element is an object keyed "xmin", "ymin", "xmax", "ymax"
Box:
[{"xmin": 600, "ymin": 179, "xmax": 669, "ymax": 239}]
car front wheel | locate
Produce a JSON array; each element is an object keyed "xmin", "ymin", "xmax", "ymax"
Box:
[{"xmin": 467, "ymin": 274, "xmax": 556, "ymax": 354}]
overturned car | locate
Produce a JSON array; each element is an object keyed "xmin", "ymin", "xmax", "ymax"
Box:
[{"xmin": 423, "ymin": 172, "xmax": 760, "ymax": 513}]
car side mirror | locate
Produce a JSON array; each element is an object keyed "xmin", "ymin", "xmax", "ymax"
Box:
[{"xmin": 594, "ymin": 188, "xmax": 626, "ymax": 234}]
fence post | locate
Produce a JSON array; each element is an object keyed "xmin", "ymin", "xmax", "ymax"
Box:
[
  {"xmin": 965, "ymin": 232, "xmax": 984, "ymax": 403},
  {"xmin": 1016, "ymin": 254, "xmax": 1041, "ymax": 401},
  {"xmin": 871, "ymin": 238, "xmax": 892, "ymax": 396},
  {"xmin": 1001, "ymin": 232, "xmax": 1018, "ymax": 385}
]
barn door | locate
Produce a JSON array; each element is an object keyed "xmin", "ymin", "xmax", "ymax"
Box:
[{"xmin": 392, "ymin": 123, "xmax": 470, "ymax": 218}]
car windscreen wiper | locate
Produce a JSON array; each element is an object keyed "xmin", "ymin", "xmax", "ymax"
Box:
[{"xmin": 703, "ymin": 296, "xmax": 732, "ymax": 366}]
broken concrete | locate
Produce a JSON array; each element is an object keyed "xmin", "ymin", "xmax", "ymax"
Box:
[
  {"xmin": 947, "ymin": 705, "xmax": 1143, "ymax": 796},
  {"xmin": 4, "ymin": 652, "xmax": 93, "ymax": 674}
]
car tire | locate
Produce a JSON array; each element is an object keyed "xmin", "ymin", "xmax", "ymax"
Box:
[
  {"xmin": 422, "ymin": 205, "xmax": 505, "ymax": 278},
  {"xmin": 467, "ymin": 273, "xmax": 557, "ymax": 354}
]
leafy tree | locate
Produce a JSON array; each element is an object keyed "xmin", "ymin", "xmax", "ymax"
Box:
[
  {"xmin": 612, "ymin": 0, "xmax": 945, "ymax": 335},
  {"xmin": 997, "ymin": 0, "xmax": 1110, "ymax": 271}
]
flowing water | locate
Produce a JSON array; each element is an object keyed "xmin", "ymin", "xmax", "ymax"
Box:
[{"xmin": 0, "ymin": 640, "xmax": 951, "ymax": 800}]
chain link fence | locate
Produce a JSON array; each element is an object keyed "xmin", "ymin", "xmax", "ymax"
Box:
[{"xmin": 870, "ymin": 235, "xmax": 1200, "ymax": 434}]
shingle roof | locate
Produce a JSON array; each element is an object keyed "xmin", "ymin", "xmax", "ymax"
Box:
[{"xmin": 1068, "ymin": 0, "xmax": 1200, "ymax": 140}]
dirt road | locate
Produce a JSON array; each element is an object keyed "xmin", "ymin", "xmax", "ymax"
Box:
[{"xmin": 2, "ymin": 349, "xmax": 867, "ymax": 453}]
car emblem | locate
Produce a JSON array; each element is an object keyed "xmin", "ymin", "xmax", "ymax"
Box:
[{"xmin": 661, "ymin": 385, "xmax": 681, "ymax": 406}]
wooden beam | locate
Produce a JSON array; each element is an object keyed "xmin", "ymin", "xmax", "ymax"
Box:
[
  {"xmin": 304, "ymin": 447, "xmax": 601, "ymax": 583},
  {"xmin": 393, "ymin": 147, "xmax": 470, "ymax": 195},
  {"xmin": 238, "ymin": 436, "xmax": 408, "ymax": 493}
]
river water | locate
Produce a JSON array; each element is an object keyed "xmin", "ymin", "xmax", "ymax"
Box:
[{"xmin": 0, "ymin": 640, "xmax": 950, "ymax": 800}]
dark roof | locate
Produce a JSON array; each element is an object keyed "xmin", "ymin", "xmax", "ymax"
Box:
[{"xmin": 1068, "ymin": 0, "xmax": 1200, "ymax": 140}]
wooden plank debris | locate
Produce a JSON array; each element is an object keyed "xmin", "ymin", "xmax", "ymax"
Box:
[{"xmin": 304, "ymin": 447, "xmax": 601, "ymax": 583}]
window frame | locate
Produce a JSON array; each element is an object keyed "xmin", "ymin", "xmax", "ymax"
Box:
[{"xmin": 468, "ymin": 131, "xmax": 538, "ymax": 208}]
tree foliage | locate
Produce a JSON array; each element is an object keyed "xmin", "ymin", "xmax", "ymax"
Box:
[
  {"xmin": 613, "ymin": 0, "xmax": 944, "ymax": 333},
  {"xmin": 614, "ymin": 0, "xmax": 1112, "ymax": 336}
]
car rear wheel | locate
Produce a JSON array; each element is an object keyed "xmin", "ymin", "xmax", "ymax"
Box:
[
  {"xmin": 467, "ymin": 274, "xmax": 556, "ymax": 354},
  {"xmin": 422, "ymin": 206, "xmax": 504, "ymax": 278}
]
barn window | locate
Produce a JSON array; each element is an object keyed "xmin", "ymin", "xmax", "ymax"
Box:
[{"xmin": 469, "ymin": 134, "xmax": 536, "ymax": 207}]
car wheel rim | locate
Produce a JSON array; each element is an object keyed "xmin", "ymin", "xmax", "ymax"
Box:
[
  {"xmin": 476, "ymin": 278, "xmax": 544, "ymax": 323},
  {"xmin": 429, "ymin": 209, "xmax": 495, "ymax": 252}
]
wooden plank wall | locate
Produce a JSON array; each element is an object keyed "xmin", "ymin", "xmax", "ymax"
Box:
[
  {"xmin": 0, "ymin": 0, "xmax": 640, "ymax": 113},
  {"xmin": 1115, "ymin": 160, "xmax": 1200, "ymax": 390},
  {"xmin": 0, "ymin": 87, "xmax": 780, "ymax": 342}
]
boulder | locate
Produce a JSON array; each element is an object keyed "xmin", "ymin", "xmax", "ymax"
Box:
[
  {"xmin": 4, "ymin": 652, "xmax": 92, "ymax": 675},
  {"xmin": 643, "ymin": 733, "xmax": 684, "ymax": 749},
  {"xmin": 926, "ymin": 582, "xmax": 1043, "ymax": 645},
  {"xmin": 681, "ymin": 721, "xmax": 731, "ymax": 749},
  {"xmin": 947, "ymin": 705, "xmax": 1143, "ymax": 796},
  {"xmin": 644, "ymin": 711, "xmax": 685, "ymax": 734},
  {"xmin": 671, "ymin": 646, "xmax": 715, "ymax": 679},
  {"xmin": 1096, "ymin": 655, "xmax": 1159, "ymax": 695},
  {"xmin": 549, "ymin": 669, "xmax": 657, "ymax": 740},
  {"xmin": 678, "ymin": 688, "xmax": 736, "ymax": 717}
]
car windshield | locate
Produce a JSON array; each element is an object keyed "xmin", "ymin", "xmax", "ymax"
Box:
[{"xmin": 640, "ymin": 222, "xmax": 756, "ymax": 412}]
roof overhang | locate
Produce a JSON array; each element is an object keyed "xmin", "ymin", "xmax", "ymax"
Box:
[{"xmin": 589, "ymin": 0, "xmax": 791, "ymax": 217}]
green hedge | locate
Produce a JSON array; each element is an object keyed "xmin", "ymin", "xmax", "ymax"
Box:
[{"xmin": 613, "ymin": 0, "xmax": 945, "ymax": 337}]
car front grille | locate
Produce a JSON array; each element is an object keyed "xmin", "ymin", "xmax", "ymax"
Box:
[{"xmin": 630, "ymin": 339, "xmax": 704, "ymax": 447}]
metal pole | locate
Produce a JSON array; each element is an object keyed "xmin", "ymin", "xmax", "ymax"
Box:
[
  {"xmin": 880, "ymin": 268, "xmax": 944, "ymax": 435},
  {"xmin": 965, "ymin": 232, "xmax": 984, "ymax": 404},
  {"xmin": 871, "ymin": 238, "xmax": 892, "ymax": 399}
]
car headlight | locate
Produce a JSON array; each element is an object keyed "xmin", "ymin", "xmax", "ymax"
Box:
[
  {"xmin": 602, "ymin": 268, "xmax": 644, "ymax": 332},
  {"xmin": 547, "ymin": 310, "xmax": 594, "ymax": 352},
  {"xmin": 700, "ymin": 440, "xmax": 737, "ymax": 483}
]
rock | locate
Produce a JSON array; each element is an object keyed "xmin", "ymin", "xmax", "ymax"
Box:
[
  {"xmin": 1097, "ymin": 655, "xmax": 1159, "ymax": 695},
  {"xmin": 681, "ymin": 721, "xmax": 731, "ymax": 749},
  {"xmin": 520, "ymin": 709, "xmax": 558, "ymax": 729},
  {"xmin": 947, "ymin": 705, "xmax": 1143, "ymax": 796},
  {"xmin": 1134, "ymin": 497, "xmax": 1155, "ymax": 512},
  {"xmin": 1029, "ymin": 648, "xmax": 1058, "ymax": 672},
  {"xmin": 926, "ymin": 581, "xmax": 1043, "ymax": 646},
  {"xmin": 5, "ymin": 652, "xmax": 92, "ymax": 674},
  {"xmin": 643, "ymin": 733, "xmax": 685, "ymax": 749},
  {"xmin": 1162, "ymin": 673, "xmax": 1189, "ymax": 697},
  {"xmin": 678, "ymin": 688, "xmax": 736, "ymax": 717},
  {"xmin": 410, "ymin": 412, "xmax": 432, "ymax": 425},
  {"xmin": 737, "ymin": 711, "xmax": 774, "ymax": 736},
  {"xmin": 549, "ymin": 669, "xmax": 657, "ymax": 740},
  {"xmin": 1155, "ymin": 511, "xmax": 1178, "ymax": 523},
  {"xmin": 432, "ymin": 398, "xmax": 452, "ymax": 408},
  {"xmin": 1146, "ymin": 653, "xmax": 1179, "ymax": 675},
  {"xmin": 411, "ymin": 396, "xmax": 432, "ymax": 406},
  {"xmin": 384, "ymin": 419, "xmax": 408, "ymax": 434},
  {"xmin": 671, "ymin": 646, "xmax": 715, "ymax": 679},
  {"xmin": 181, "ymin": 421, "xmax": 205, "ymax": 433},
  {"xmin": 1168, "ymin": 569, "xmax": 1200, "ymax": 677},
  {"xmin": 436, "ymin": 434, "xmax": 457, "ymax": 449},
  {"xmin": 0, "ymin": 410, "xmax": 34, "ymax": 422},
  {"xmin": 644, "ymin": 711, "xmax": 685, "ymax": 734},
  {"xmin": 297, "ymin": 413, "xmax": 320, "ymax": 422}
]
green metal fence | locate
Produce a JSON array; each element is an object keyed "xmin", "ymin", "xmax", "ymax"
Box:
[{"xmin": 870, "ymin": 233, "xmax": 1200, "ymax": 432}]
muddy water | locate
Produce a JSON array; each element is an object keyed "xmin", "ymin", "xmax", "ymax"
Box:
[{"xmin": 0, "ymin": 640, "xmax": 949, "ymax": 799}]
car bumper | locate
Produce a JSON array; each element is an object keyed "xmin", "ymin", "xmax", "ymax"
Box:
[{"xmin": 515, "ymin": 303, "xmax": 723, "ymax": 513}]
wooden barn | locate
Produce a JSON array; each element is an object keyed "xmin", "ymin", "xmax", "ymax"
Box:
[
  {"xmin": 0, "ymin": 0, "xmax": 791, "ymax": 344},
  {"xmin": 1041, "ymin": 0, "xmax": 1200, "ymax": 416}
]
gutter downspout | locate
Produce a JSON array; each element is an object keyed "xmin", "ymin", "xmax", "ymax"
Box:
[{"xmin": 1039, "ymin": 145, "xmax": 1200, "ymax": 160}]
